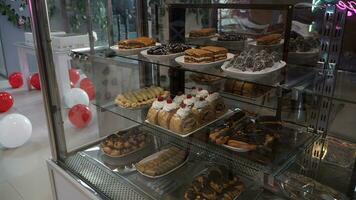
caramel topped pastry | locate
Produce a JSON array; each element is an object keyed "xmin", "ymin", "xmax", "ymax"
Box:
[
  {"xmin": 118, "ymin": 37, "xmax": 156, "ymax": 49},
  {"xmin": 189, "ymin": 28, "xmax": 216, "ymax": 37}
]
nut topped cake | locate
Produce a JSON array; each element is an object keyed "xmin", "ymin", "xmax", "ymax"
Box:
[
  {"xmin": 217, "ymin": 32, "xmax": 246, "ymax": 41},
  {"xmin": 118, "ymin": 37, "xmax": 156, "ymax": 49},
  {"xmin": 189, "ymin": 28, "xmax": 216, "ymax": 37},
  {"xmin": 147, "ymin": 43, "xmax": 191, "ymax": 55}
]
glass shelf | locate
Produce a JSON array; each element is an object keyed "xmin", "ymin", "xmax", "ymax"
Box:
[
  {"xmin": 71, "ymin": 47, "xmax": 356, "ymax": 107},
  {"xmin": 92, "ymin": 100, "xmax": 319, "ymax": 179}
]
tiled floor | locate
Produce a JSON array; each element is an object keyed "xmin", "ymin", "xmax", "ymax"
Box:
[{"xmin": 0, "ymin": 89, "xmax": 52, "ymax": 200}]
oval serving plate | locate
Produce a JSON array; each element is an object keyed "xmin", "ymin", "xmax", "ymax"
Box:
[
  {"xmin": 135, "ymin": 148, "xmax": 188, "ymax": 179},
  {"xmin": 175, "ymin": 53, "xmax": 234, "ymax": 70},
  {"xmin": 140, "ymin": 49, "xmax": 185, "ymax": 63},
  {"xmin": 221, "ymin": 60, "xmax": 286, "ymax": 81}
]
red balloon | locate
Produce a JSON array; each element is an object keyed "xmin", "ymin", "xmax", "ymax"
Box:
[
  {"xmin": 30, "ymin": 73, "xmax": 41, "ymax": 90},
  {"xmin": 8, "ymin": 72, "xmax": 23, "ymax": 88},
  {"xmin": 68, "ymin": 104, "xmax": 92, "ymax": 128},
  {"xmin": 69, "ymin": 69, "xmax": 80, "ymax": 85},
  {"xmin": 0, "ymin": 92, "xmax": 14, "ymax": 113},
  {"xmin": 80, "ymin": 78, "xmax": 95, "ymax": 100}
]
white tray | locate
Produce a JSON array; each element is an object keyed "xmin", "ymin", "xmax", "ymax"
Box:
[
  {"xmin": 175, "ymin": 53, "xmax": 234, "ymax": 70},
  {"xmin": 140, "ymin": 49, "xmax": 185, "ymax": 63},
  {"xmin": 221, "ymin": 61, "xmax": 286, "ymax": 81},
  {"xmin": 222, "ymin": 144, "xmax": 254, "ymax": 152},
  {"xmin": 145, "ymin": 109, "xmax": 234, "ymax": 138},
  {"xmin": 110, "ymin": 43, "xmax": 160, "ymax": 56},
  {"xmin": 135, "ymin": 148, "xmax": 188, "ymax": 178}
]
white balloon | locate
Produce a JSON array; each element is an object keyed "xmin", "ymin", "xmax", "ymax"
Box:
[
  {"xmin": 64, "ymin": 88, "xmax": 89, "ymax": 108},
  {"xmin": 0, "ymin": 114, "xmax": 32, "ymax": 148}
]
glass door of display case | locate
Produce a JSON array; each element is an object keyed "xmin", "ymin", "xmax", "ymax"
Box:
[
  {"xmin": 0, "ymin": 30, "xmax": 7, "ymax": 78},
  {"xmin": 28, "ymin": 0, "xmax": 356, "ymax": 199}
]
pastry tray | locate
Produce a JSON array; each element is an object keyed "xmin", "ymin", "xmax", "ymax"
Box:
[
  {"xmin": 100, "ymin": 127, "xmax": 153, "ymax": 158},
  {"xmin": 135, "ymin": 148, "xmax": 189, "ymax": 179},
  {"xmin": 221, "ymin": 89, "xmax": 276, "ymax": 106},
  {"xmin": 144, "ymin": 109, "xmax": 234, "ymax": 138}
]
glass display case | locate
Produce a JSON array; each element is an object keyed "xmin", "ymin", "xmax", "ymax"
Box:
[{"xmin": 28, "ymin": 0, "xmax": 356, "ymax": 199}]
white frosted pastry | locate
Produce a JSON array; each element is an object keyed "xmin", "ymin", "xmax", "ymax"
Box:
[
  {"xmin": 169, "ymin": 104, "xmax": 198, "ymax": 134},
  {"xmin": 192, "ymin": 97, "xmax": 215, "ymax": 124},
  {"xmin": 196, "ymin": 88, "xmax": 209, "ymax": 98},
  {"xmin": 183, "ymin": 94, "xmax": 196, "ymax": 108},
  {"xmin": 173, "ymin": 92, "xmax": 186, "ymax": 104},
  {"xmin": 157, "ymin": 98, "xmax": 178, "ymax": 129},
  {"xmin": 146, "ymin": 96, "xmax": 165, "ymax": 124},
  {"xmin": 206, "ymin": 92, "xmax": 227, "ymax": 116}
]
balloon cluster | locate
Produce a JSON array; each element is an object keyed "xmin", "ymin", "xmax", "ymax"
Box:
[
  {"xmin": 8, "ymin": 72, "xmax": 41, "ymax": 90},
  {"xmin": 0, "ymin": 90, "xmax": 32, "ymax": 148},
  {"xmin": 66, "ymin": 68, "xmax": 95, "ymax": 129}
]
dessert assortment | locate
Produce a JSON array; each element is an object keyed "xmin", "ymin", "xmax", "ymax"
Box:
[
  {"xmin": 135, "ymin": 146, "xmax": 187, "ymax": 177},
  {"xmin": 184, "ymin": 46, "xmax": 228, "ymax": 63},
  {"xmin": 209, "ymin": 114, "xmax": 281, "ymax": 153},
  {"xmin": 115, "ymin": 86, "xmax": 169, "ymax": 109},
  {"xmin": 224, "ymin": 80, "xmax": 271, "ymax": 98},
  {"xmin": 225, "ymin": 49, "xmax": 280, "ymax": 72},
  {"xmin": 189, "ymin": 28, "xmax": 216, "ymax": 38},
  {"xmin": 101, "ymin": 128, "xmax": 151, "ymax": 157},
  {"xmin": 256, "ymin": 33, "xmax": 282, "ymax": 45},
  {"xmin": 118, "ymin": 37, "xmax": 156, "ymax": 49},
  {"xmin": 184, "ymin": 166, "xmax": 246, "ymax": 200},
  {"xmin": 147, "ymin": 43, "xmax": 191, "ymax": 55},
  {"xmin": 146, "ymin": 88, "xmax": 228, "ymax": 135}
]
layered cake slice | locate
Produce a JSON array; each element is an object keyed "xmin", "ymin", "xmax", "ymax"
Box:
[
  {"xmin": 184, "ymin": 49, "xmax": 214, "ymax": 63},
  {"xmin": 201, "ymin": 46, "xmax": 228, "ymax": 61},
  {"xmin": 189, "ymin": 28, "xmax": 216, "ymax": 37}
]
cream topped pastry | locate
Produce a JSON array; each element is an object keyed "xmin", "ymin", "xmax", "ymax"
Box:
[
  {"xmin": 183, "ymin": 94, "xmax": 196, "ymax": 108},
  {"xmin": 193, "ymin": 97, "xmax": 209, "ymax": 110},
  {"xmin": 176, "ymin": 104, "xmax": 191, "ymax": 119},
  {"xmin": 173, "ymin": 92, "xmax": 186, "ymax": 104},
  {"xmin": 169, "ymin": 103, "xmax": 198, "ymax": 134},
  {"xmin": 192, "ymin": 97, "xmax": 215, "ymax": 124},
  {"xmin": 196, "ymin": 88, "xmax": 209, "ymax": 98},
  {"xmin": 152, "ymin": 96, "xmax": 165, "ymax": 109},
  {"xmin": 158, "ymin": 98, "xmax": 179, "ymax": 129},
  {"xmin": 163, "ymin": 98, "xmax": 178, "ymax": 112},
  {"xmin": 146, "ymin": 96, "xmax": 165, "ymax": 125}
]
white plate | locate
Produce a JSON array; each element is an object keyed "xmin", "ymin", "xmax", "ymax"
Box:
[
  {"xmin": 221, "ymin": 61, "xmax": 286, "ymax": 81},
  {"xmin": 140, "ymin": 49, "xmax": 185, "ymax": 63},
  {"xmin": 185, "ymin": 34, "xmax": 218, "ymax": 45},
  {"xmin": 110, "ymin": 43, "xmax": 160, "ymax": 56},
  {"xmin": 222, "ymin": 144, "xmax": 252, "ymax": 153},
  {"xmin": 248, "ymin": 39, "xmax": 284, "ymax": 48},
  {"xmin": 135, "ymin": 149, "xmax": 188, "ymax": 178},
  {"xmin": 175, "ymin": 53, "xmax": 235, "ymax": 70},
  {"xmin": 145, "ymin": 109, "xmax": 233, "ymax": 138}
]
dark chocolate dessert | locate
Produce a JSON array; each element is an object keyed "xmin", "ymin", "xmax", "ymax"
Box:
[
  {"xmin": 218, "ymin": 32, "xmax": 245, "ymax": 41},
  {"xmin": 147, "ymin": 43, "xmax": 191, "ymax": 55}
]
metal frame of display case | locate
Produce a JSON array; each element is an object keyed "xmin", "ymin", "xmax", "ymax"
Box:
[{"xmin": 27, "ymin": 0, "xmax": 355, "ymax": 199}]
